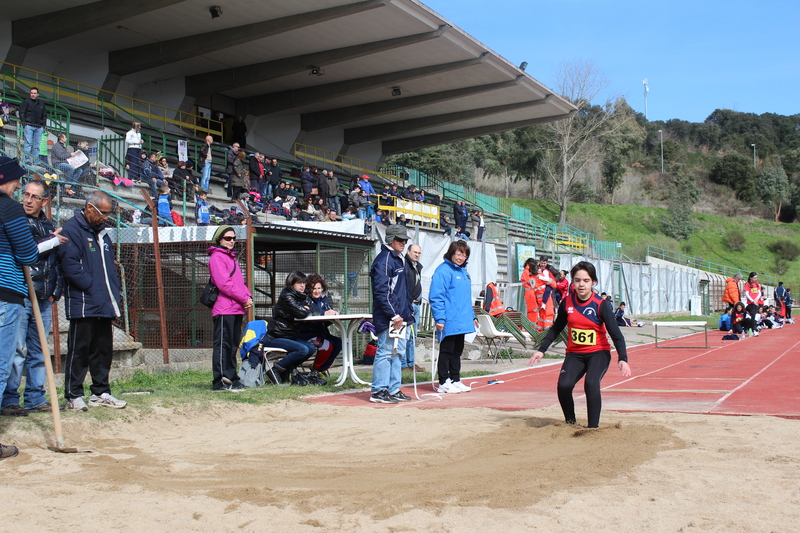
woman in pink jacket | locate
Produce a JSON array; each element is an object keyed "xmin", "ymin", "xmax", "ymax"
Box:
[{"xmin": 209, "ymin": 225, "xmax": 252, "ymax": 391}]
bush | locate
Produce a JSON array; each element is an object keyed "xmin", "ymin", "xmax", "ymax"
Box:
[
  {"xmin": 725, "ymin": 229, "xmax": 746, "ymax": 252},
  {"xmin": 775, "ymin": 258, "xmax": 790, "ymax": 275},
  {"xmin": 767, "ymin": 239, "xmax": 800, "ymax": 262}
]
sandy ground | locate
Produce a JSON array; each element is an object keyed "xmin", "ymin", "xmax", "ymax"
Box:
[{"xmin": 3, "ymin": 323, "xmax": 800, "ymax": 532}]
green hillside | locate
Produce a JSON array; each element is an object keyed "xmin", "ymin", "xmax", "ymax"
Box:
[{"xmin": 509, "ymin": 198, "xmax": 800, "ymax": 287}]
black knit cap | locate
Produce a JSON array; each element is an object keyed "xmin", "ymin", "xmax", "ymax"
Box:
[{"xmin": 0, "ymin": 157, "xmax": 26, "ymax": 185}]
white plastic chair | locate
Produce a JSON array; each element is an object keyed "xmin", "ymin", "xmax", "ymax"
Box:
[{"xmin": 476, "ymin": 314, "xmax": 513, "ymax": 363}]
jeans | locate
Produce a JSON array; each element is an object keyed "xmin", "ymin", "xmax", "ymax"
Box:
[
  {"xmin": 327, "ymin": 196, "xmax": 339, "ymax": 213},
  {"xmin": 201, "ymin": 161, "xmax": 212, "ymax": 191},
  {"xmin": 0, "ymin": 301, "xmax": 25, "ymax": 402},
  {"xmin": 477, "ymin": 226, "xmax": 485, "ymax": 241},
  {"xmin": 401, "ymin": 303, "xmax": 420, "ymax": 368},
  {"xmin": 357, "ymin": 208, "xmax": 366, "ymax": 220},
  {"xmin": 372, "ymin": 328, "xmax": 405, "ymax": 394},
  {"xmin": 57, "ymin": 163, "xmax": 82, "ymax": 184},
  {"xmin": 23, "ymin": 125, "xmax": 44, "ymax": 163},
  {"xmin": 3, "ymin": 299, "xmax": 51, "ymax": 409},
  {"xmin": 261, "ymin": 337, "xmax": 316, "ymax": 371},
  {"xmin": 126, "ymin": 148, "xmax": 142, "ymax": 181}
]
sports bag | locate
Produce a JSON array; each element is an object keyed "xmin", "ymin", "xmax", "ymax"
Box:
[{"xmin": 199, "ymin": 261, "xmax": 237, "ymax": 308}]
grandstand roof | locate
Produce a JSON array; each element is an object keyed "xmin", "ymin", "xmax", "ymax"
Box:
[{"xmin": 2, "ymin": 0, "xmax": 576, "ymax": 158}]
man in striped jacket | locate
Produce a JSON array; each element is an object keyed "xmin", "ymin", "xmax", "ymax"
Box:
[{"xmin": 0, "ymin": 158, "xmax": 46, "ymax": 459}]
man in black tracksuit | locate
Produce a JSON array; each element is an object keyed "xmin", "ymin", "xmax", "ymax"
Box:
[{"xmin": 58, "ymin": 190, "xmax": 126, "ymax": 410}]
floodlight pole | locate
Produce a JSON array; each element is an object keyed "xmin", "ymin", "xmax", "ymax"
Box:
[
  {"xmin": 643, "ymin": 78, "xmax": 649, "ymax": 120},
  {"xmin": 751, "ymin": 144, "xmax": 756, "ymax": 168},
  {"xmin": 658, "ymin": 130, "xmax": 664, "ymax": 174}
]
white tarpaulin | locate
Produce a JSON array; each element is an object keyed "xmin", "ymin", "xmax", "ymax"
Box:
[{"xmin": 374, "ymin": 226, "xmax": 497, "ymax": 303}]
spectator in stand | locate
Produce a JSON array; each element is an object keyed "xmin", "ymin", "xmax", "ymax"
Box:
[
  {"xmin": 348, "ymin": 185, "xmax": 365, "ymax": 219},
  {"xmin": 195, "ymin": 189, "xmax": 210, "ymax": 226},
  {"xmin": 418, "ymin": 189, "xmax": 427, "ymax": 203},
  {"xmin": 429, "ymin": 193, "xmax": 441, "ymax": 206},
  {"xmin": 375, "ymin": 209, "xmax": 392, "ymax": 226},
  {"xmin": 224, "ymin": 143, "xmax": 240, "ymax": 198},
  {"xmin": 325, "ymin": 170, "xmax": 339, "ymax": 213},
  {"xmin": 200, "ymin": 135, "xmax": 213, "ymax": 193},
  {"xmin": 342, "ymin": 206, "xmax": 358, "ymax": 221},
  {"xmin": 313, "ymin": 206, "xmax": 329, "ymax": 222},
  {"xmin": 358, "ymin": 174, "xmax": 376, "ymax": 201},
  {"xmin": 20, "ymin": 87, "xmax": 47, "ymax": 165},
  {"xmin": 141, "ymin": 185, "xmax": 172, "ymax": 226},
  {"xmin": 230, "ymin": 150, "xmax": 248, "ymax": 202},
  {"xmin": 743, "ymin": 272, "xmax": 761, "ymax": 316},
  {"xmin": 380, "ymin": 183, "xmax": 394, "ymax": 206},
  {"xmin": 723, "ymin": 273, "xmax": 742, "ymax": 310},
  {"xmin": 1, "ymin": 179, "xmax": 64, "ymax": 418},
  {"xmin": 318, "ymin": 170, "xmax": 330, "ymax": 206},
  {"xmin": 51, "ymin": 133, "xmax": 83, "ymax": 186},
  {"xmin": 265, "ymin": 158, "xmax": 282, "ymax": 201},
  {"xmin": 73, "ymin": 140, "xmax": 95, "ymax": 186},
  {"xmin": 248, "ymin": 152, "xmax": 265, "ymax": 196},
  {"xmin": 300, "ymin": 165, "xmax": 317, "ymax": 197},
  {"xmin": 231, "ymin": 116, "xmax": 247, "ymax": 148},
  {"xmin": 453, "ymin": 200, "xmax": 468, "ymax": 232},
  {"xmin": 455, "ymin": 227, "xmax": 470, "ymax": 240},
  {"xmin": 171, "ymin": 160, "xmax": 196, "ymax": 197},
  {"xmin": 326, "ymin": 209, "xmax": 338, "ymax": 222},
  {"xmin": 157, "ymin": 156, "xmax": 172, "ymax": 180},
  {"xmin": 59, "ymin": 190, "xmax": 127, "ymax": 411},
  {"xmin": 125, "ymin": 122, "xmax": 143, "ymax": 182},
  {"xmin": 440, "ymin": 214, "xmax": 452, "ymax": 236},
  {"xmin": 297, "ymin": 201, "xmax": 313, "ymax": 221},
  {"xmin": 472, "ymin": 210, "xmax": 486, "ymax": 241},
  {"xmin": 400, "ymin": 184, "xmax": 415, "ymax": 200},
  {"xmin": 208, "ymin": 225, "xmax": 252, "ymax": 391},
  {"xmin": 397, "ymin": 213, "xmax": 408, "ymax": 226},
  {"xmin": 141, "ymin": 152, "xmax": 167, "ymax": 198}
]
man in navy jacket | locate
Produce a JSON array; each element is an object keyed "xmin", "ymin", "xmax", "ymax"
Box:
[
  {"xmin": 58, "ymin": 190, "xmax": 126, "ymax": 411},
  {"xmin": 369, "ymin": 225, "xmax": 414, "ymax": 404}
]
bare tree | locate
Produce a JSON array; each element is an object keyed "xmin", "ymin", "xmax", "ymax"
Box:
[{"xmin": 538, "ymin": 60, "xmax": 635, "ymax": 223}]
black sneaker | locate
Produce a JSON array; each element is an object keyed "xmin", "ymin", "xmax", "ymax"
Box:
[
  {"xmin": 391, "ymin": 390, "xmax": 412, "ymax": 402},
  {"xmin": 369, "ymin": 390, "xmax": 399, "ymax": 404},
  {"xmin": 230, "ymin": 380, "xmax": 248, "ymax": 391},
  {"xmin": 305, "ymin": 371, "xmax": 327, "ymax": 386},
  {"xmin": 267, "ymin": 367, "xmax": 283, "ymax": 385},
  {"xmin": 290, "ymin": 370, "xmax": 309, "ymax": 386},
  {"xmin": 0, "ymin": 443, "xmax": 19, "ymax": 460}
]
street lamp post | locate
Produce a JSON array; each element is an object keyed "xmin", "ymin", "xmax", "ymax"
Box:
[
  {"xmin": 751, "ymin": 144, "xmax": 756, "ymax": 169},
  {"xmin": 658, "ymin": 130, "xmax": 664, "ymax": 173}
]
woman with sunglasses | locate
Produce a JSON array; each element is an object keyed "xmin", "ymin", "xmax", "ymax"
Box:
[{"xmin": 208, "ymin": 225, "xmax": 252, "ymax": 391}]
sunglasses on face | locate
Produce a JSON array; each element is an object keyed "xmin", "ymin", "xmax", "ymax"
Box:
[{"xmin": 220, "ymin": 236, "xmax": 236, "ymax": 242}]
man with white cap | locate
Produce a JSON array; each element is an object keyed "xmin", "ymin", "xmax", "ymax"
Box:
[{"xmin": 369, "ymin": 225, "xmax": 414, "ymax": 404}]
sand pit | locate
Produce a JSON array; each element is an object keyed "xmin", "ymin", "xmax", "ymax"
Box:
[{"xmin": 3, "ymin": 399, "xmax": 800, "ymax": 532}]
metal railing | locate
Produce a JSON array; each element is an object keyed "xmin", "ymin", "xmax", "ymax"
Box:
[
  {"xmin": 647, "ymin": 246, "xmax": 779, "ymax": 285},
  {"xmin": 293, "ymin": 143, "xmax": 404, "ymax": 186},
  {"xmin": 1, "ymin": 62, "xmax": 222, "ymax": 138}
]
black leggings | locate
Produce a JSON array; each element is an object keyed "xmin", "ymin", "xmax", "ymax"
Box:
[
  {"xmin": 557, "ymin": 350, "xmax": 611, "ymax": 428},
  {"xmin": 437, "ymin": 334, "xmax": 465, "ymax": 384},
  {"xmin": 732, "ymin": 318, "xmax": 757, "ymax": 334}
]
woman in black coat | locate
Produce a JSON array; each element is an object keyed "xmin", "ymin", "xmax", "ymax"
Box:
[{"xmin": 262, "ymin": 271, "xmax": 318, "ymax": 384}]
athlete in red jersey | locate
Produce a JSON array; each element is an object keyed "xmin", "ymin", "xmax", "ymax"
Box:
[{"xmin": 528, "ymin": 261, "xmax": 631, "ymax": 428}]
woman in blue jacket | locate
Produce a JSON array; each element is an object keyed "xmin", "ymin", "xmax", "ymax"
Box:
[{"xmin": 429, "ymin": 240, "xmax": 478, "ymax": 394}]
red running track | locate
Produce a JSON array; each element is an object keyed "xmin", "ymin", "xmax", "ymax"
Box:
[{"xmin": 307, "ymin": 325, "xmax": 800, "ymax": 419}]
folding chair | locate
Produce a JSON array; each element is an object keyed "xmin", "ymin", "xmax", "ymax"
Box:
[{"xmin": 476, "ymin": 314, "xmax": 513, "ymax": 363}]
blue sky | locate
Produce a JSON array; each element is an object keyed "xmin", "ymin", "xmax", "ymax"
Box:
[{"xmin": 423, "ymin": 0, "xmax": 800, "ymax": 123}]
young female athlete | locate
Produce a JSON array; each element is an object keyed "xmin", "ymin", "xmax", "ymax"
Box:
[{"xmin": 528, "ymin": 261, "xmax": 631, "ymax": 428}]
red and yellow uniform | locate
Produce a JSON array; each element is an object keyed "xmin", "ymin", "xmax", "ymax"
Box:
[{"xmin": 562, "ymin": 292, "xmax": 612, "ymax": 353}]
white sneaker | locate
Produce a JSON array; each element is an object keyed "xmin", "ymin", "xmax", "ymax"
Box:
[
  {"xmin": 452, "ymin": 380, "xmax": 471, "ymax": 392},
  {"xmin": 67, "ymin": 397, "xmax": 88, "ymax": 412},
  {"xmin": 88, "ymin": 393, "xmax": 127, "ymax": 409},
  {"xmin": 437, "ymin": 379, "xmax": 460, "ymax": 394}
]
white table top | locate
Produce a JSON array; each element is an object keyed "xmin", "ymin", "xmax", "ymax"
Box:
[{"xmin": 299, "ymin": 313, "xmax": 372, "ymax": 321}]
